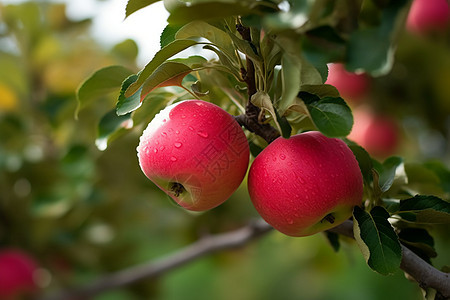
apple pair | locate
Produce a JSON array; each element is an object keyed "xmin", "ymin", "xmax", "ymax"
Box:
[{"xmin": 137, "ymin": 100, "xmax": 363, "ymax": 237}]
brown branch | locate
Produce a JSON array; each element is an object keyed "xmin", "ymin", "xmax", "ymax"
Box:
[
  {"xmin": 38, "ymin": 219, "xmax": 449, "ymax": 300},
  {"xmin": 328, "ymin": 221, "xmax": 450, "ymax": 299},
  {"xmin": 234, "ymin": 24, "xmax": 281, "ymax": 144},
  {"xmin": 37, "ymin": 220, "xmax": 273, "ymax": 300}
]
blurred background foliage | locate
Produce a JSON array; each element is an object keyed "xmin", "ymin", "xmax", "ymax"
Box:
[{"xmin": 0, "ymin": 1, "xmax": 448, "ymax": 299}]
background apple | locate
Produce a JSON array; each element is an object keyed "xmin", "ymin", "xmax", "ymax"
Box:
[
  {"xmin": 248, "ymin": 131, "xmax": 363, "ymax": 237},
  {"xmin": 137, "ymin": 100, "xmax": 250, "ymax": 211},
  {"xmin": 325, "ymin": 63, "xmax": 370, "ymax": 104},
  {"xmin": 0, "ymin": 249, "xmax": 38, "ymax": 299},
  {"xmin": 348, "ymin": 107, "xmax": 400, "ymax": 159},
  {"xmin": 406, "ymin": 0, "xmax": 450, "ymax": 34}
]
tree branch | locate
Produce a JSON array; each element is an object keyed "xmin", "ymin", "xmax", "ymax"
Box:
[
  {"xmin": 39, "ymin": 219, "xmax": 449, "ymax": 300},
  {"xmin": 37, "ymin": 220, "xmax": 273, "ymax": 300}
]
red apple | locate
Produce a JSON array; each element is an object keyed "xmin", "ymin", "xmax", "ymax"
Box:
[
  {"xmin": 325, "ymin": 63, "xmax": 370, "ymax": 104},
  {"xmin": 0, "ymin": 249, "xmax": 38, "ymax": 299},
  {"xmin": 137, "ymin": 100, "xmax": 250, "ymax": 211},
  {"xmin": 406, "ymin": 0, "xmax": 450, "ymax": 34},
  {"xmin": 348, "ymin": 107, "xmax": 399, "ymax": 159},
  {"xmin": 248, "ymin": 131, "xmax": 363, "ymax": 237}
]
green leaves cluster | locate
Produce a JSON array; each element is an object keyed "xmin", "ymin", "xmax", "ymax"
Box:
[
  {"xmin": 77, "ymin": 0, "xmax": 450, "ymax": 284},
  {"xmin": 79, "ymin": 0, "xmax": 413, "ymax": 148},
  {"xmin": 349, "ymin": 149, "xmax": 450, "ymax": 276}
]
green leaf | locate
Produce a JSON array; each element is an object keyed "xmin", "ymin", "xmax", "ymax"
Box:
[
  {"xmin": 279, "ymin": 54, "xmax": 301, "ymax": 114},
  {"xmin": 348, "ymin": 144, "xmax": 373, "ymax": 183},
  {"xmin": 353, "ymin": 206, "xmax": 402, "ymax": 275},
  {"xmin": 346, "ymin": 0, "xmax": 409, "ymax": 76},
  {"xmin": 125, "ymin": 39, "xmax": 198, "ymax": 97},
  {"xmin": 325, "ymin": 231, "xmax": 340, "ymax": 252},
  {"xmin": 125, "ymin": 0, "xmax": 161, "ymax": 18},
  {"xmin": 375, "ymin": 156, "xmax": 405, "ymax": 193},
  {"xmin": 140, "ymin": 62, "xmax": 193, "ymax": 100},
  {"xmin": 397, "ymin": 195, "xmax": 450, "ymax": 224},
  {"xmin": 249, "ymin": 140, "xmax": 263, "ymax": 158},
  {"xmin": 96, "ymin": 110, "xmax": 132, "ymax": 151},
  {"xmin": 116, "ymin": 74, "xmax": 141, "ymax": 116},
  {"xmin": 160, "ymin": 24, "xmax": 183, "ymax": 48},
  {"xmin": 132, "ymin": 91, "xmax": 172, "ymax": 127},
  {"xmin": 176, "ymin": 21, "xmax": 236, "ymax": 60},
  {"xmin": 347, "ymin": 29, "xmax": 393, "ymax": 76},
  {"xmin": 167, "ymin": 2, "xmax": 252, "ymax": 25},
  {"xmin": 250, "ymin": 91, "xmax": 282, "ymax": 134},
  {"xmin": 76, "ymin": 66, "xmax": 134, "ymax": 117},
  {"xmin": 398, "ymin": 228, "xmax": 436, "ymax": 263},
  {"xmin": 306, "ymin": 97, "xmax": 353, "ymax": 137}
]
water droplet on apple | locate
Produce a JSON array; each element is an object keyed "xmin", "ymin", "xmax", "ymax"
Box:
[
  {"xmin": 161, "ymin": 132, "xmax": 167, "ymax": 137},
  {"xmin": 181, "ymin": 115, "xmax": 186, "ymax": 119},
  {"xmin": 174, "ymin": 142, "xmax": 182, "ymax": 148},
  {"xmin": 155, "ymin": 141, "xmax": 159, "ymax": 145},
  {"xmin": 153, "ymin": 148, "xmax": 158, "ymax": 153},
  {"xmin": 286, "ymin": 218, "xmax": 294, "ymax": 225},
  {"xmin": 197, "ymin": 131, "xmax": 208, "ymax": 138},
  {"xmin": 279, "ymin": 154, "xmax": 286, "ymax": 160},
  {"xmin": 159, "ymin": 146, "xmax": 165, "ymax": 151},
  {"xmin": 196, "ymin": 102, "xmax": 204, "ymax": 106},
  {"xmin": 188, "ymin": 126, "xmax": 194, "ymax": 131},
  {"xmin": 175, "ymin": 130, "xmax": 180, "ymax": 134},
  {"xmin": 170, "ymin": 156, "xmax": 177, "ymax": 162}
]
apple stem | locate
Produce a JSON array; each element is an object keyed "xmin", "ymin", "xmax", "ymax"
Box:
[
  {"xmin": 323, "ymin": 213, "xmax": 336, "ymax": 224},
  {"xmin": 170, "ymin": 182, "xmax": 185, "ymax": 197}
]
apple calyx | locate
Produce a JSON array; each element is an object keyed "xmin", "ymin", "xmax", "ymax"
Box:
[
  {"xmin": 170, "ymin": 182, "xmax": 186, "ymax": 197},
  {"xmin": 322, "ymin": 213, "xmax": 336, "ymax": 224}
]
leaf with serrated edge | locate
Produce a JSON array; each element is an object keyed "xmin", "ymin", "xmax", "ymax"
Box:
[
  {"xmin": 140, "ymin": 62, "xmax": 192, "ymax": 101},
  {"xmin": 125, "ymin": 0, "xmax": 160, "ymax": 19},
  {"xmin": 125, "ymin": 39, "xmax": 198, "ymax": 97},
  {"xmin": 397, "ymin": 195, "xmax": 450, "ymax": 224},
  {"xmin": 353, "ymin": 206, "xmax": 402, "ymax": 275}
]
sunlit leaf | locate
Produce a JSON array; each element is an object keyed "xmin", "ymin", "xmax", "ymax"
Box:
[
  {"xmin": 176, "ymin": 20, "xmax": 236, "ymax": 59},
  {"xmin": 76, "ymin": 66, "xmax": 134, "ymax": 117},
  {"xmin": 125, "ymin": 39, "xmax": 198, "ymax": 97},
  {"xmin": 353, "ymin": 206, "xmax": 402, "ymax": 275},
  {"xmin": 116, "ymin": 74, "xmax": 141, "ymax": 116},
  {"xmin": 140, "ymin": 62, "xmax": 193, "ymax": 100},
  {"xmin": 125, "ymin": 0, "xmax": 161, "ymax": 18}
]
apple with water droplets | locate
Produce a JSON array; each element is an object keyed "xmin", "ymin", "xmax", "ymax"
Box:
[
  {"xmin": 137, "ymin": 100, "xmax": 250, "ymax": 211},
  {"xmin": 248, "ymin": 131, "xmax": 363, "ymax": 237}
]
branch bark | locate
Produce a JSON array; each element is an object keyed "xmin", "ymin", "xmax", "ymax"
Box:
[{"xmin": 38, "ymin": 220, "xmax": 449, "ymax": 300}]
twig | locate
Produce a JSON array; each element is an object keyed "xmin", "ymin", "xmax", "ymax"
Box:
[{"xmin": 234, "ymin": 24, "xmax": 281, "ymax": 144}]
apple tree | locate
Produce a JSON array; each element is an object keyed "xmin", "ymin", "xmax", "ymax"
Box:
[{"xmin": 1, "ymin": 0, "xmax": 449, "ymax": 299}]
